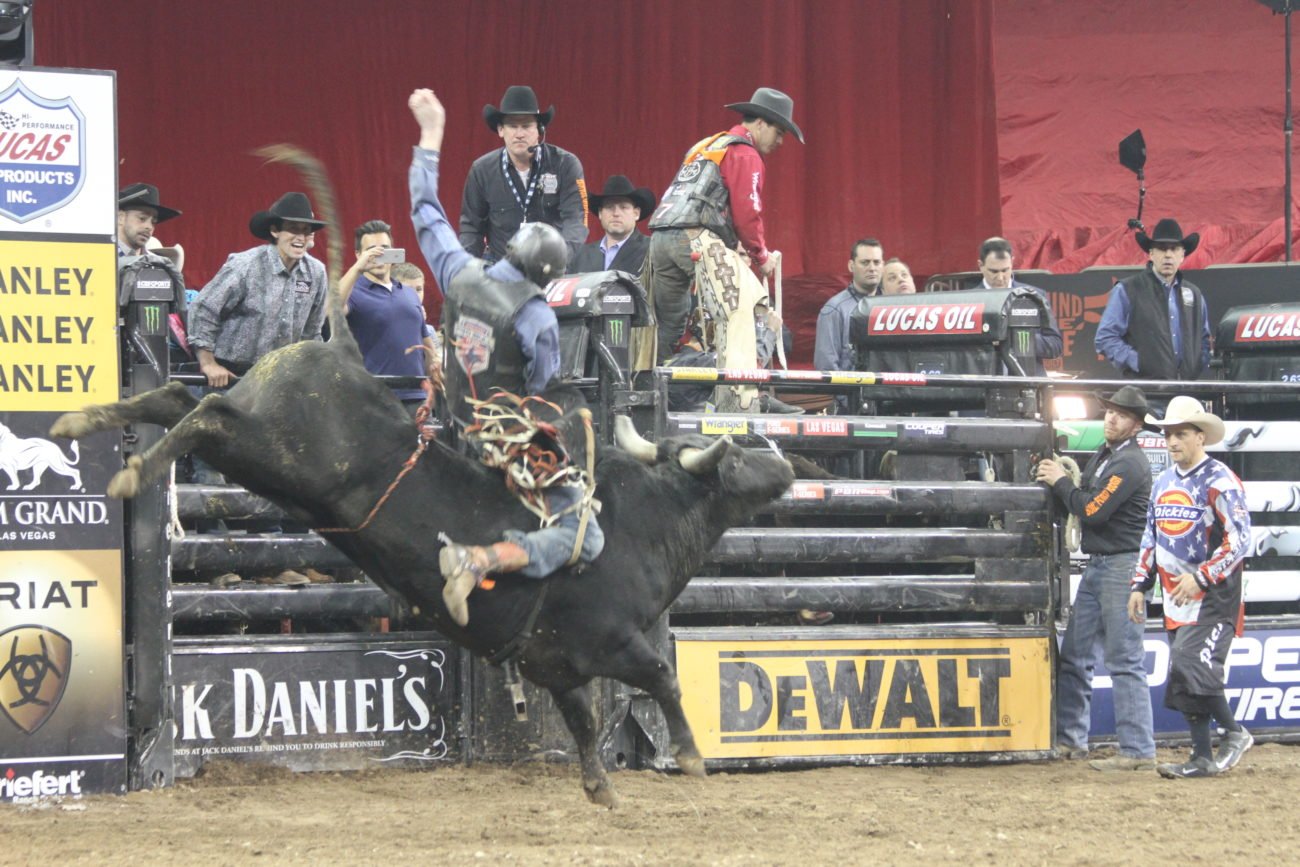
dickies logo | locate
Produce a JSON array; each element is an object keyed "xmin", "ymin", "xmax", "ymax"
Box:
[{"xmin": 1153, "ymin": 489, "xmax": 1203, "ymax": 538}]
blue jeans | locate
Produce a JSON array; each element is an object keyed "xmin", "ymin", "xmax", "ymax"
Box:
[
  {"xmin": 502, "ymin": 486, "xmax": 604, "ymax": 578},
  {"xmin": 1056, "ymin": 551, "xmax": 1155, "ymax": 758}
]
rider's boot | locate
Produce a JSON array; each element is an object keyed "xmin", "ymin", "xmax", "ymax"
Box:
[{"xmin": 438, "ymin": 540, "xmax": 529, "ymax": 626}]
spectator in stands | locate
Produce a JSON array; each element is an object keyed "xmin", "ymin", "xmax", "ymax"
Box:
[
  {"xmin": 1096, "ymin": 219, "xmax": 1212, "ymax": 381},
  {"xmin": 339, "ymin": 219, "xmax": 434, "ymax": 414},
  {"xmin": 188, "ymin": 192, "xmax": 328, "ymax": 388},
  {"xmin": 1132, "ymin": 396, "xmax": 1252, "ymax": 778},
  {"xmin": 570, "ymin": 175, "xmax": 655, "ymax": 274},
  {"xmin": 973, "ymin": 237, "xmax": 1063, "ymax": 374},
  {"xmin": 1036, "ymin": 386, "xmax": 1155, "ymax": 771},
  {"xmin": 880, "ymin": 258, "xmax": 917, "ymax": 295},
  {"xmin": 391, "ymin": 261, "xmax": 440, "ymax": 356},
  {"xmin": 644, "ymin": 87, "xmax": 804, "ymax": 413},
  {"xmin": 813, "ymin": 238, "xmax": 884, "ymax": 371},
  {"xmin": 459, "ymin": 85, "xmax": 588, "ymax": 264}
]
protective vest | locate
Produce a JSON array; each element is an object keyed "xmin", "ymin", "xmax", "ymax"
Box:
[
  {"xmin": 1122, "ymin": 266, "xmax": 1206, "ymax": 380},
  {"xmin": 648, "ymin": 133, "xmax": 751, "ymax": 248},
  {"xmin": 441, "ymin": 260, "xmax": 543, "ymax": 425}
]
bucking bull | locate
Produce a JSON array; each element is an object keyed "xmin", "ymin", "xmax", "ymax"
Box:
[{"xmin": 48, "ymin": 152, "xmax": 793, "ymax": 808}]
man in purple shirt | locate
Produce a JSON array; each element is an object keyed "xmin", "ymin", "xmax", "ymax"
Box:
[{"xmin": 340, "ymin": 219, "xmax": 433, "ymax": 412}]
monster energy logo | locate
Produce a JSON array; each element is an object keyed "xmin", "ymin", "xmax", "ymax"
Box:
[
  {"xmin": 139, "ymin": 303, "xmax": 163, "ymax": 335},
  {"xmin": 607, "ymin": 318, "xmax": 626, "ymax": 346},
  {"xmin": 1015, "ymin": 329, "xmax": 1031, "ymax": 356}
]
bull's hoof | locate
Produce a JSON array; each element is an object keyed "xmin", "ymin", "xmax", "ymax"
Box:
[
  {"xmin": 50, "ymin": 412, "xmax": 94, "ymax": 439},
  {"xmin": 584, "ymin": 779, "xmax": 620, "ymax": 809},
  {"xmin": 674, "ymin": 752, "xmax": 707, "ymax": 778},
  {"xmin": 107, "ymin": 457, "xmax": 144, "ymax": 499}
]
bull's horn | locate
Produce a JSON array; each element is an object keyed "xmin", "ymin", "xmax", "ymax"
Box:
[
  {"xmin": 679, "ymin": 436, "xmax": 730, "ymax": 475},
  {"xmin": 614, "ymin": 415, "xmax": 658, "ymax": 464}
]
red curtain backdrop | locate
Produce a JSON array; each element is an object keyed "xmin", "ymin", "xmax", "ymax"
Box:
[
  {"xmin": 36, "ymin": 0, "xmax": 999, "ymax": 367},
  {"xmin": 994, "ymin": 0, "xmax": 1299, "ymax": 272}
]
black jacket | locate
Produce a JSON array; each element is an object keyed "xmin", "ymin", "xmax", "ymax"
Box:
[
  {"xmin": 569, "ymin": 231, "xmax": 649, "ymax": 275},
  {"xmin": 1050, "ymin": 436, "xmax": 1151, "ymax": 555},
  {"xmin": 458, "ymin": 143, "xmax": 588, "ymax": 263},
  {"xmin": 1121, "ymin": 266, "xmax": 1207, "ymax": 380}
]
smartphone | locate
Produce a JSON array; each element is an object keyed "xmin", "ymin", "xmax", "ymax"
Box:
[{"xmin": 376, "ymin": 248, "xmax": 406, "ymax": 264}]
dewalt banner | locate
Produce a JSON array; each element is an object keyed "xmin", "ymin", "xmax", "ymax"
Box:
[{"xmin": 678, "ymin": 634, "xmax": 1052, "ymax": 759}]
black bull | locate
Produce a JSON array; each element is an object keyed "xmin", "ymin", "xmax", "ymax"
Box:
[{"xmin": 49, "ymin": 333, "xmax": 793, "ymax": 806}]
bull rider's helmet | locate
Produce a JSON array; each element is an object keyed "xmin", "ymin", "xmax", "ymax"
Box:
[{"xmin": 506, "ymin": 222, "xmax": 567, "ymax": 288}]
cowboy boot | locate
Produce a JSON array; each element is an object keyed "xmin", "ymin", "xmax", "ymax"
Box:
[{"xmin": 438, "ymin": 541, "xmax": 529, "ymax": 627}]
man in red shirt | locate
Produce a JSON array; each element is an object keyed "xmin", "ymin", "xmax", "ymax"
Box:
[{"xmin": 642, "ymin": 88, "xmax": 803, "ymax": 411}]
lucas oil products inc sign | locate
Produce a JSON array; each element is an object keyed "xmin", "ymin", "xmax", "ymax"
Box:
[{"xmin": 0, "ymin": 67, "xmax": 123, "ymax": 803}]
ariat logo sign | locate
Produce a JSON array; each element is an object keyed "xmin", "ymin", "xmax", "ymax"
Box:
[
  {"xmin": 0, "ymin": 80, "xmax": 86, "ymax": 223},
  {"xmin": 1154, "ymin": 489, "xmax": 1203, "ymax": 537},
  {"xmin": 0, "ymin": 624, "xmax": 72, "ymax": 734},
  {"xmin": 678, "ymin": 637, "xmax": 1051, "ymax": 758},
  {"xmin": 0, "ymin": 767, "xmax": 85, "ymax": 801}
]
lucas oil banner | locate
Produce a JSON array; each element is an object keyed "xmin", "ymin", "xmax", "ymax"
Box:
[
  {"xmin": 677, "ymin": 630, "xmax": 1052, "ymax": 760},
  {"xmin": 0, "ymin": 68, "xmax": 123, "ymax": 803}
]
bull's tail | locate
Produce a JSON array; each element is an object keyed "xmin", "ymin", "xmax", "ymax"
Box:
[{"xmin": 252, "ymin": 144, "xmax": 360, "ymax": 358}]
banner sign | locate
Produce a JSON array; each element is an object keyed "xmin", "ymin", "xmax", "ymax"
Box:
[
  {"xmin": 0, "ymin": 68, "xmax": 122, "ymax": 804},
  {"xmin": 171, "ymin": 637, "xmax": 460, "ymax": 776},
  {"xmin": 1081, "ymin": 627, "xmax": 1300, "ymax": 737},
  {"xmin": 677, "ymin": 632, "xmax": 1051, "ymax": 759}
]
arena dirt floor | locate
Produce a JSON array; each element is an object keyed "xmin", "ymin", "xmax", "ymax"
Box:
[{"xmin": 4, "ymin": 743, "xmax": 1299, "ymax": 865}]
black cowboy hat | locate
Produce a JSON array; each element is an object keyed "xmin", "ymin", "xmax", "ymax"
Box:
[
  {"xmin": 725, "ymin": 87, "xmax": 804, "ymax": 143},
  {"xmin": 117, "ymin": 182, "xmax": 181, "ymax": 223},
  {"xmin": 587, "ymin": 175, "xmax": 656, "ymax": 220},
  {"xmin": 483, "ymin": 85, "xmax": 555, "ymax": 133},
  {"xmin": 1096, "ymin": 385, "xmax": 1160, "ymax": 433},
  {"xmin": 248, "ymin": 192, "xmax": 328, "ymax": 241},
  {"xmin": 1135, "ymin": 217, "xmax": 1200, "ymax": 255}
]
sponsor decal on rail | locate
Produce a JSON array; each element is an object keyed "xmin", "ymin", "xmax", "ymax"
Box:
[
  {"xmin": 867, "ymin": 303, "xmax": 983, "ymax": 336},
  {"xmin": 678, "ymin": 636, "xmax": 1050, "ymax": 758},
  {"xmin": 1234, "ymin": 312, "xmax": 1300, "ymax": 342}
]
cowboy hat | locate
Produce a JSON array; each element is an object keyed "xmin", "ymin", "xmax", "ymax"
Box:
[
  {"xmin": 483, "ymin": 85, "xmax": 555, "ymax": 132},
  {"xmin": 118, "ymin": 182, "xmax": 181, "ymax": 223},
  {"xmin": 145, "ymin": 236, "xmax": 185, "ymax": 273},
  {"xmin": 725, "ymin": 87, "xmax": 804, "ymax": 143},
  {"xmin": 1136, "ymin": 217, "xmax": 1200, "ymax": 255},
  {"xmin": 1145, "ymin": 395, "xmax": 1225, "ymax": 446},
  {"xmin": 586, "ymin": 175, "xmax": 656, "ymax": 220},
  {"xmin": 1096, "ymin": 385, "xmax": 1160, "ymax": 433},
  {"xmin": 248, "ymin": 192, "xmax": 328, "ymax": 242}
]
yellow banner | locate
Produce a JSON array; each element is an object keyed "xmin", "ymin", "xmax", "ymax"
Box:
[
  {"xmin": 678, "ymin": 636, "xmax": 1051, "ymax": 758},
  {"xmin": 0, "ymin": 549, "xmax": 124, "ymax": 742},
  {"xmin": 0, "ymin": 241, "xmax": 119, "ymax": 411},
  {"xmin": 829, "ymin": 372, "xmax": 877, "ymax": 385},
  {"xmin": 701, "ymin": 418, "xmax": 749, "ymax": 436}
]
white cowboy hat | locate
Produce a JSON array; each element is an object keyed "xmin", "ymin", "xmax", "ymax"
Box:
[{"xmin": 1145, "ymin": 395, "xmax": 1224, "ymax": 446}]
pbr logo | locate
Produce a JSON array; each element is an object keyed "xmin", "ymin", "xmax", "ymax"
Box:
[
  {"xmin": 0, "ymin": 625, "xmax": 73, "ymax": 735},
  {"xmin": 1154, "ymin": 489, "xmax": 1204, "ymax": 538},
  {"xmin": 0, "ymin": 80, "xmax": 86, "ymax": 224},
  {"xmin": 452, "ymin": 316, "xmax": 494, "ymax": 377}
]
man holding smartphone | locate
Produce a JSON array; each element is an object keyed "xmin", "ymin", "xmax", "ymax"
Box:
[{"xmin": 340, "ymin": 219, "xmax": 434, "ymax": 413}]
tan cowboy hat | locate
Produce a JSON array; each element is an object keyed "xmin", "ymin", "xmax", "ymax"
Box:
[
  {"xmin": 1145, "ymin": 395, "xmax": 1225, "ymax": 446},
  {"xmin": 145, "ymin": 236, "xmax": 185, "ymax": 272}
]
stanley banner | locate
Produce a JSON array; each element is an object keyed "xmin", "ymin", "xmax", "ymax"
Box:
[
  {"xmin": 677, "ymin": 631, "xmax": 1052, "ymax": 760},
  {"xmin": 0, "ymin": 67, "xmax": 123, "ymax": 802}
]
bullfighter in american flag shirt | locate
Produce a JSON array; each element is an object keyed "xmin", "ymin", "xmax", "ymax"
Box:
[{"xmin": 1130, "ymin": 396, "xmax": 1253, "ymax": 778}]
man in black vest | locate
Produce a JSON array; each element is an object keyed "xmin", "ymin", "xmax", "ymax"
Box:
[
  {"xmin": 1095, "ymin": 219, "xmax": 1211, "ymax": 380},
  {"xmin": 569, "ymin": 175, "xmax": 654, "ymax": 274}
]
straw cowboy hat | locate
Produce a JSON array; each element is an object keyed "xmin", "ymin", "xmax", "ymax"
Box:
[
  {"xmin": 725, "ymin": 87, "xmax": 805, "ymax": 143},
  {"xmin": 118, "ymin": 182, "xmax": 181, "ymax": 222},
  {"xmin": 483, "ymin": 85, "xmax": 555, "ymax": 132},
  {"xmin": 1096, "ymin": 385, "xmax": 1160, "ymax": 433},
  {"xmin": 1145, "ymin": 395, "xmax": 1225, "ymax": 446},
  {"xmin": 1135, "ymin": 217, "xmax": 1200, "ymax": 255},
  {"xmin": 586, "ymin": 175, "xmax": 656, "ymax": 220},
  {"xmin": 248, "ymin": 192, "xmax": 328, "ymax": 242}
]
